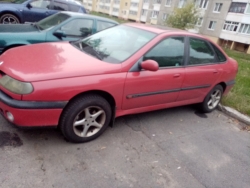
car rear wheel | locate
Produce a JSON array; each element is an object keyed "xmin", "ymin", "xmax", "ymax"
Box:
[
  {"xmin": 0, "ymin": 14, "xmax": 20, "ymax": 24},
  {"xmin": 60, "ymin": 94, "xmax": 112, "ymax": 143},
  {"xmin": 199, "ymin": 85, "xmax": 223, "ymax": 113}
]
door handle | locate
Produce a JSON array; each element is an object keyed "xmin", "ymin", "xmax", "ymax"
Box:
[
  {"xmin": 213, "ymin": 70, "xmax": 218, "ymax": 74},
  {"xmin": 173, "ymin": 74, "xmax": 180, "ymax": 78}
]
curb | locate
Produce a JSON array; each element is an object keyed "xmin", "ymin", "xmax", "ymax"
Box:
[{"xmin": 217, "ymin": 104, "xmax": 250, "ymax": 126}]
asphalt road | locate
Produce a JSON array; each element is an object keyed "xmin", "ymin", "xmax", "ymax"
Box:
[{"xmin": 0, "ymin": 106, "xmax": 249, "ymax": 188}]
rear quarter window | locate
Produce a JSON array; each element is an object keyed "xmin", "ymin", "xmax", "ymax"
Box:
[
  {"xmin": 96, "ymin": 21, "xmax": 116, "ymax": 32},
  {"xmin": 210, "ymin": 43, "xmax": 227, "ymax": 62},
  {"xmin": 53, "ymin": 1, "xmax": 69, "ymax": 11}
]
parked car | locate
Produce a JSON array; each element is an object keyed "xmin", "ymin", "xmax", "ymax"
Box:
[
  {"xmin": 0, "ymin": 0, "xmax": 87, "ymax": 24},
  {"xmin": 0, "ymin": 11, "xmax": 118, "ymax": 54},
  {"xmin": 0, "ymin": 24, "xmax": 238, "ymax": 143}
]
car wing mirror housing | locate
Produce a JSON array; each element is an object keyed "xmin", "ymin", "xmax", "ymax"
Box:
[
  {"xmin": 140, "ymin": 60, "xmax": 159, "ymax": 71},
  {"xmin": 53, "ymin": 30, "xmax": 66, "ymax": 39}
]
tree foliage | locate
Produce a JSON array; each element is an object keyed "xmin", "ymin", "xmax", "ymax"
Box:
[{"xmin": 166, "ymin": 3, "xmax": 199, "ymax": 30}]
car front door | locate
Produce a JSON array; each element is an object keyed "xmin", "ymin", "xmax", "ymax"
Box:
[
  {"xmin": 22, "ymin": 0, "xmax": 54, "ymax": 22},
  {"xmin": 177, "ymin": 37, "xmax": 223, "ymax": 102},
  {"xmin": 122, "ymin": 36, "xmax": 186, "ymax": 110},
  {"xmin": 56, "ymin": 18, "xmax": 94, "ymax": 41}
]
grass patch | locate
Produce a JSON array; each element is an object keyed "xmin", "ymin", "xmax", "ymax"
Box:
[
  {"xmin": 222, "ymin": 49, "xmax": 250, "ymax": 116},
  {"xmin": 90, "ymin": 11, "xmax": 129, "ymax": 24}
]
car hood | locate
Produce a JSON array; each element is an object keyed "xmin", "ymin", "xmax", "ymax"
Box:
[
  {"xmin": 0, "ymin": 42, "xmax": 122, "ymax": 82},
  {"xmin": 0, "ymin": 24, "xmax": 38, "ymax": 33}
]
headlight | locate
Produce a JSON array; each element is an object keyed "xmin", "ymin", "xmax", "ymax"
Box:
[{"xmin": 0, "ymin": 75, "xmax": 33, "ymax": 94}]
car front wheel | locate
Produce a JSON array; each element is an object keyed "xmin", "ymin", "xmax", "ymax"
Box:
[
  {"xmin": 60, "ymin": 94, "xmax": 112, "ymax": 143},
  {"xmin": 200, "ymin": 85, "xmax": 223, "ymax": 113},
  {"xmin": 0, "ymin": 14, "xmax": 20, "ymax": 24}
]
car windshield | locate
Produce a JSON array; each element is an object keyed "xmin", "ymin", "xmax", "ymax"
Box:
[
  {"xmin": 72, "ymin": 25, "xmax": 156, "ymax": 64},
  {"xmin": 10, "ymin": 0, "xmax": 27, "ymax": 3},
  {"xmin": 36, "ymin": 13, "xmax": 70, "ymax": 30}
]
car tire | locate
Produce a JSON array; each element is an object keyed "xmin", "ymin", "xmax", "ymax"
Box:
[
  {"xmin": 199, "ymin": 84, "xmax": 223, "ymax": 113},
  {"xmin": 60, "ymin": 94, "xmax": 112, "ymax": 143},
  {"xmin": 0, "ymin": 14, "xmax": 20, "ymax": 24}
]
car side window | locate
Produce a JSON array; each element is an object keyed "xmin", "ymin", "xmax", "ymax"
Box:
[
  {"xmin": 143, "ymin": 37, "xmax": 185, "ymax": 68},
  {"xmin": 60, "ymin": 19, "xmax": 93, "ymax": 37},
  {"xmin": 189, "ymin": 38, "xmax": 216, "ymax": 65},
  {"xmin": 69, "ymin": 4, "xmax": 80, "ymax": 12},
  {"xmin": 96, "ymin": 21, "xmax": 116, "ymax": 32},
  {"xmin": 30, "ymin": 0, "xmax": 51, "ymax": 9},
  {"xmin": 210, "ymin": 43, "xmax": 227, "ymax": 62},
  {"xmin": 53, "ymin": 1, "xmax": 69, "ymax": 11}
]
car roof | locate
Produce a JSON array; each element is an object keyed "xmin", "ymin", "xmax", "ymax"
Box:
[
  {"xmin": 124, "ymin": 23, "xmax": 209, "ymax": 39},
  {"xmin": 62, "ymin": 11, "xmax": 119, "ymax": 24}
]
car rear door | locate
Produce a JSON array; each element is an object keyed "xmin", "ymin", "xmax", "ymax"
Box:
[
  {"xmin": 177, "ymin": 37, "xmax": 223, "ymax": 102},
  {"xmin": 122, "ymin": 36, "xmax": 186, "ymax": 110}
]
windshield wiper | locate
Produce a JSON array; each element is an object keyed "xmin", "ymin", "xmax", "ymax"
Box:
[{"xmin": 74, "ymin": 42, "xmax": 103, "ymax": 60}]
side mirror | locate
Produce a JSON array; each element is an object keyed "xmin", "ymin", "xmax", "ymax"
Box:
[
  {"xmin": 26, "ymin": 3, "xmax": 32, "ymax": 8},
  {"xmin": 140, "ymin": 60, "xmax": 159, "ymax": 71},
  {"xmin": 53, "ymin": 30, "xmax": 66, "ymax": 39}
]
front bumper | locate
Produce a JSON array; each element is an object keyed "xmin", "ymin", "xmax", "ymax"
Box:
[{"xmin": 0, "ymin": 90, "xmax": 67, "ymax": 127}]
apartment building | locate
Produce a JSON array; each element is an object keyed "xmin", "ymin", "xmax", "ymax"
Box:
[{"xmin": 83, "ymin": 0, "xmax": 250, "ymax": 54}]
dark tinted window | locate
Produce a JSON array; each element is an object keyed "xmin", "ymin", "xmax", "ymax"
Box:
[
  {"xmin": 53, "ymin": 1, "xmax": 69, "ymax": 11},
  {"xmin": 144, "ymin": 37, "xmax": 185, "ymax": 67},
  {"xmin": 60, "ymin": 19, "xmax": 93, "ymax": 37},
  {"xmin": 96, "ymin": 21, "xmax": 116, "ymax": 32},
  {"xmin": 189, "ymin": 38, "xmax": 215, "ymax": 65},
  {"xmin": 69, "ymin": 4, "xmax": 80, "ymax": 12},
  {"xmin": 210, "ymin": 43, "xmax": 227, "ymax": 62},
  {"xmin": 229, "ymin": 2, "xmax": 246, "ymax": 13}
]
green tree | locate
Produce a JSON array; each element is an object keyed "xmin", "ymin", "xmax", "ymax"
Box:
[{"xmin": 166, "ymin": 3, "xmax": 199, "ymax": 30}]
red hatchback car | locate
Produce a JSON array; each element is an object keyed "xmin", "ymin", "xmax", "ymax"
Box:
[{"xmin": 0, "ymin": 23, "xmax": 238, "ymax": 143}]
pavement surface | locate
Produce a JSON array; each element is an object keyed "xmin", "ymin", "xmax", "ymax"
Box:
[{"xmin": 0, "ymin": 105, "xmax": 249, "ymax": 188}]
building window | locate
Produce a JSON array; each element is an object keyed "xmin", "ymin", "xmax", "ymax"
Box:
[
  {"xmin": 194, "ymin": 0, "xmax": 209, "ymax": 9},
  {"xmin": 113, "ymin": 8, "xmax": 119, "ymax": 12},
  {"xmin": 165, "ymin": 0, "xmax": 171, "ymax": 6},
  {"xmin": 196, "ymin": 17, "xmax": 203, "ymax": 26},
  {"xmin": 178, "ymin": 0, "xmax": 186, "ymax": 8},
  {"xmin": 105, "ymin": 0, "xmax": 110, "ymax": 3},
  {"xmin": 129, "ymin": 10, "xmax": 137, "ymax": 15},
  {"xmin": 246, "ymin": 4, "xmax": 250, "ymax": 14},
  {"xmin": 151, "ymin": 10, "xmax": 159, "ymax": 18},
  {"xmin": 208, "ymin": 21, "xmax": 216, "ymax": 30},
  {"xmin": 123, "ymin": 10, "xmax": 126, "ymax": 14},
  {"xmin": 238, "ymin": 24, "xmax": 250, "ymax": 34},
  {"xmin": 214, "ymin": 3, "xmax": 222, "ymax": 12},
  {"xmin": 141, "ymin": 9, "xmax": 148, "ymax": 16},
  {"xmin": 223, "ymin": 21, "xmax": 239, "ymax": 32},
  {"xmin": 125, "ymin": 2, "xmax": 127, "ymax": 6},
  {"xmin": 114, "ymin": 0, "xmax": 120, "ymax": 4},
  {"xmin": 162, "ymin": 13, "xmax": 168, "ymax": 20},
  {"xmin": 144, "ymin": 0, "xmax": 149, "ymax": 3},
  {"xmin": 153, "ymin": 0, "xmax": 161, "ymax": 4},
  {"xmin": 229, "ymin": 2, "xmax": 246, "ymax": 13},
  {"xmin": 130, "ymin": 2, "xmax": 138, "ymax": 7}
]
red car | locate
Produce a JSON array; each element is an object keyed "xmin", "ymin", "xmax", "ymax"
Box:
[{"xmin": 0, "ymin": 24, "xmax": 238, "ymax": 143}]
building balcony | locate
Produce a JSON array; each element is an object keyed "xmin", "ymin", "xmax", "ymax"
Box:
[
  {"xmin": 140, "ymin": 15, "xmax": 147, "ymax": 22},
  {"xmin": 129, "ymin": 6, "xmax": 139, "ymax": 11},
  {"xmin": 143, "ymin": 3, "xmax": 149, "ymax": 9},
  {"xmin": 153, "ymin": 4, "xmax": 160, "ymax": 11}
]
